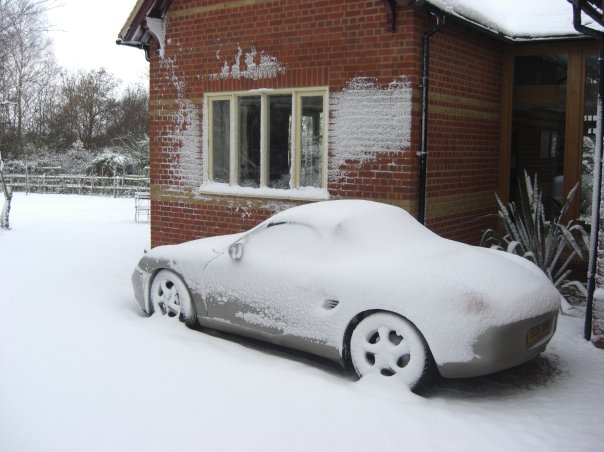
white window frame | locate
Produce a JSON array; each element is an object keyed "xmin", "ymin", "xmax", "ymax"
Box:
[
  {"xmin": 203, "ymin": 87, "xmax": 329, "ymax": 199},
  {"xmin": 207, "ymin": 95, "xmax": 232, "ymax": 184}
]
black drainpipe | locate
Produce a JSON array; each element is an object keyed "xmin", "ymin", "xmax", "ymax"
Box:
[
  {"xmin": 571, "ymin": 4, "xmax": 604, "ymax": 341},
  {"xmin": 418, "ymin": 12, "xmax": 445, "ymax": 225}
]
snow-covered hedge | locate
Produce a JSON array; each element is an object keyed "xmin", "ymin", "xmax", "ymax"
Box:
[{"xmin": 4, "ymin": 137, "xmax": 149, "ymax": 177}]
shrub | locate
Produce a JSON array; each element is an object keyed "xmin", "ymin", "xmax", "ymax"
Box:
[
  {"xmin": 86, "ymin": 150, "xmax": 137, "ymax": 177},
  {"xmin": 481, "ymin": 172, "xmax": 588, "ymax": 291}
]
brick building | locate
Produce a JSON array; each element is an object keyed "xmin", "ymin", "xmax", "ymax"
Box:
[{"xmin": 118, "ymin": 0, "xmax": 604, "ymax": 343}]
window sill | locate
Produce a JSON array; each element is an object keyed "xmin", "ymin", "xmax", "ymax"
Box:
[{"xmin": 199, "ymin": 182, "xmax": 330, "ymax": 201}]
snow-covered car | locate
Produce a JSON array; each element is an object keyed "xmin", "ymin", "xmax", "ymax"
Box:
[{"xmin": 132, "ymin": 200, "xmax": 560, "ymax": 390}]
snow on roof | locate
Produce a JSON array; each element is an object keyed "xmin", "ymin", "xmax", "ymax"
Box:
[{"xmin": 425, "ymin": 0, "xmax": 601, "ymax": 40}]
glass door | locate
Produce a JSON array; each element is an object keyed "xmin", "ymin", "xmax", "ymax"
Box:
[
  {"xmin": 581, "ymin": 52, "xmax": 599, "ymax": 221},
  {"xmin": 510, "ymin": 54, "xmax": 567, "ymax": 217}
]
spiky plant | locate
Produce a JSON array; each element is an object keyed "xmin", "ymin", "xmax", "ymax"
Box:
[{"xmin": 481, "ymin": 172, "xmax": 588, "ymax": 290}]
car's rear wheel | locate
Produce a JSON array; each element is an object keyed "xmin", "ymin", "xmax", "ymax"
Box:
[
  {"xmin": 150, "ymin": 270, "xmax": 197, "ymax": 328},
  {"xmin": 350, "ymin": 312, "xmax": 433, "ymax": 391}
]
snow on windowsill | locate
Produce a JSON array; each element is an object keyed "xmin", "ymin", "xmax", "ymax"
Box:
[{"xmin": 198, "ymin": 182, "xmax": 330, "ymax": 201}]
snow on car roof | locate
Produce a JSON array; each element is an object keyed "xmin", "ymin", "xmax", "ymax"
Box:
[
  {"xmin": 268, "ymin": 199, "xmax": 430, "ymax": 238},
  {"xmin": 425, "ymin": 0, "xmax": 600, "ymax": 40}
]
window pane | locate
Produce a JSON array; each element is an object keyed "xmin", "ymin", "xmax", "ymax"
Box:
[
  {"xmin": 269, "ymin": 95, "xmax": 292, "ymax": 189},
  {"xmin": 239, "ymin": 96, "xmax": 261, "ymax": 188},
  {"xmin": 510, "ymin": 55, "xmax": 567, "ymax": 217},
  {"xmin": 211, "ymin": 100, "xmax": 230, "ymax": 183},
  {"xmin": 300, "ymin": 96, "xmax": 324, "ymax": 187},
  {"xmin": 581, "ymin": 52, "xmax": 598, "ymax": 222}
]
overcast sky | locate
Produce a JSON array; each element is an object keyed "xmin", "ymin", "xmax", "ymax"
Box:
[{"xmin": 47, "ymin": 0, "xmax": 148, "ymax": 88}]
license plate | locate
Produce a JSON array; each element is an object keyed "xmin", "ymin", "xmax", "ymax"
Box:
[{"xmin": 526, "ymin": 319, "xmax": 552, "ymax": 348}]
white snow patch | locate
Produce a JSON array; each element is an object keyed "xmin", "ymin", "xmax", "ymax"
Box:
[
  {"xmin": 168, "ymin": 100, "xmax": 203, "ymax": 187},
  {"xmin": 207, "ymin": 46, "xmax": 285, "ymax": 81},
  {"xmin": 235, "ymin": 311, "xmax": 288, "ymax": 332},
  {"xmin": 260, "ymin": 200, "xmax": 299, "ymax": 215},
  {"xmin": 426, "ymin": 0, "xmax": 602, "ymax": 39},
  {"xmin": 329, "ymin": 77, "xmax": 412, "ymax": 180},
  {"xmin": 160, "ymin": 56, "xmax": 186, "ymax": 98},
  {"xmin": 0, "ymin": 194, "xmax": 603, "ymax": 452},
  {"xmin": 160, "ymin": 58, "xmax": 203, "ymax": 187}
]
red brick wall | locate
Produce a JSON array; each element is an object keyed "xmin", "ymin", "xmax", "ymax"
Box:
[
  {"xmin": 422, "ymin": 19, "xmax": 502, "ymax": 244},
  {"xmin": 147, "ymin": 0, "xmax": 502, "ymax": 247}
]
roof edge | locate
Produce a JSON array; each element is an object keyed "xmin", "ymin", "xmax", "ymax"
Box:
[
  {"xmin": 118, "ymin": 0, "xmax": 173, "ymax": 45},
  {"xmin": 119, "ymin": 0, "xmax": 145, "ymax": 40}
]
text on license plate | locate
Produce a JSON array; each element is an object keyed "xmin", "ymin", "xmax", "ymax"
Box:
[{"xmin": 526, "ymin": 319, "xmax": 553, "ymax": 348}]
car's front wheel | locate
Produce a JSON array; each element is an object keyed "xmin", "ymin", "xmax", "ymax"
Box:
[
  {"xmin": 150, "ymin": 270, "xmax": 197, "ymax": 328},
  {"xmin": 350, "ymin": 312, "xmax": 433, "ymax": 391}
]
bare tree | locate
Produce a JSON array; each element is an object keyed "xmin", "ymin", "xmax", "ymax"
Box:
[
  {"xmin": 0, "ymin": 0, "xmax": 58, "ymax": 158},
  {"xmin": 0, "ymin": 0, "xmax": 149, "ymax": 169},
  {"xmin": 51, "ymin": 69, "xmax": 120, "ymax": 150},
  {"xmin": 107, "ymin": 83, "xmax": 149, "ymax": 140},
  {"xmin": 29, "ymin": 60, "xmax": 61, "ymax": 145}
]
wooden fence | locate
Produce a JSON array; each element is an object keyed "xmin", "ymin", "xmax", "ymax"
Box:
[{"xmin": 4, "ymin": 173, "xmax": 150, "ymax": 198}]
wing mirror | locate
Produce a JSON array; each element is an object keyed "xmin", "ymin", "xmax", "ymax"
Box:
[{"xmin": 228, "ymin": 242, "xmax": 244, "ymax": 260}]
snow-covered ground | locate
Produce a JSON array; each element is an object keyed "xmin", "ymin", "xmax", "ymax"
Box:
[{"xmin": 0, "ymin": 193, "xmax": 602, "ymax": 452}]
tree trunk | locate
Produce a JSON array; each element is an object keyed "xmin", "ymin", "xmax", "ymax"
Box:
[
  {"xmin": 1, "ymin": 187, "xmax": 12, "ymax": 230},
  {"xmin": 0, "ymin": 159, "xmax": 12, "ymax": 230}
]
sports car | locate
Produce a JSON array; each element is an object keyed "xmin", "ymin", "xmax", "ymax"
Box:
[{"xmin": 132, "ymin": 200, "xmax": 560, "ymax": 390}]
